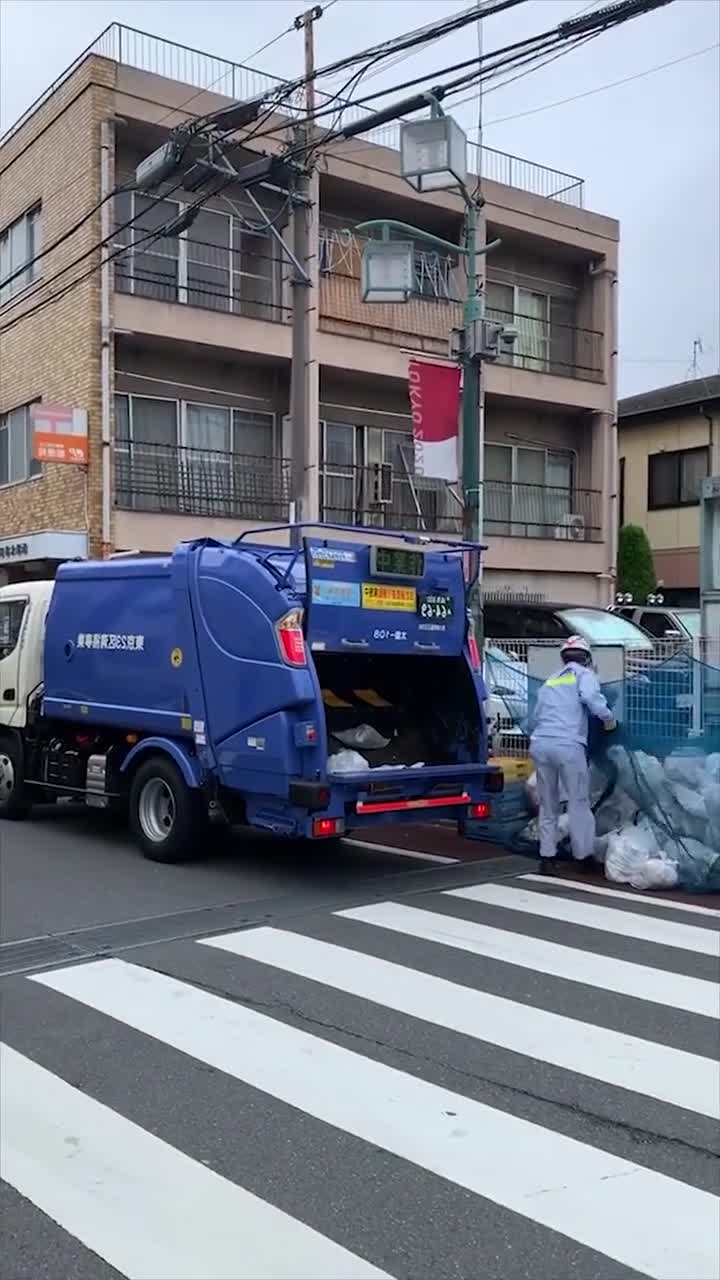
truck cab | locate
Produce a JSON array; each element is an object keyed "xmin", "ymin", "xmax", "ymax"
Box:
[{"xmin": 0, "ymin": 530, "xmax": 501, "ymax": 861}]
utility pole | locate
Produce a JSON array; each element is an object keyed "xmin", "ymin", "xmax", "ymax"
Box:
[{"xmin": 290, "ymin": 5, "xmax": 322, "ymax": 533}]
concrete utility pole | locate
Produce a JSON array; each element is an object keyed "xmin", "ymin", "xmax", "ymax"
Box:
[{"xmin": 290, "ymin": 5, "xmax": 322, "ymax": 531}]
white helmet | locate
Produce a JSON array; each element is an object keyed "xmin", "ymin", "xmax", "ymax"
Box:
[{"xmin": 561, "ymin": 634, "xmax": 592, "ymax": 664}]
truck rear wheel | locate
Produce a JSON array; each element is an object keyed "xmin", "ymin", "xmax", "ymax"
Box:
[
  {"xmin": 129, "ymin": 755, "xmax": 203, "ymax": 863},
  {"xmin": 0, "ymin": 738, "xmax": 31, "ymax": 821}
]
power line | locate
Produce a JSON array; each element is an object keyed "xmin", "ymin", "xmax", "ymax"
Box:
[
  {"xmin": 478, "ymin": 42, "xmax": 720, "ymax": 127},
  {"xmin": 0, "ymin": 0, "xmax": 677, "ymax": 329}
]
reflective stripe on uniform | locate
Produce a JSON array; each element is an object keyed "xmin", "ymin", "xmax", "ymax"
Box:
[{"xmin": 544, "ymin": 674, "xmax": 577, "ymax": 688}]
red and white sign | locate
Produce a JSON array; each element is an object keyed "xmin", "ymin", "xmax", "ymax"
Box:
[
  {"xmin": 32, "ymin": 403, "xmax": 88, "ymax": 465},
  {"xmin": 407, "ymin": 359, "xmax": 460, "ymax": 483}
]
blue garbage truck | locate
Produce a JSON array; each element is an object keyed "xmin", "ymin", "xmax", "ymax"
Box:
[{"xmin": 0, "ymin": 527, "xmax": 502, "ymax": 861}]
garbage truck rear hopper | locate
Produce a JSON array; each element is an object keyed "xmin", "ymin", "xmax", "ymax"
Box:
[{"xmin": 0, "ymin": 529, "xmax": 502, "ymax": 861}]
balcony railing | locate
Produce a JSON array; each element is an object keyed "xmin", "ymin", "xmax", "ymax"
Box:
[
  {"xmin": 486, "ymin": 305, "xmax": 604, "ymax": 383},
  {"xmin": 112, "ymin": 189, "xmax": 288, "ymax": 322},
  {"xmin": 321, "ymin": 465, "xmax": 462, "ymax": 535},
  {"xmin": 320, "ymin": 466, "xmax": 603, "ymax": 542},
  {"xmin": 485, "ymin": 482, "xmax": 603, "ymax": 541},
  {"xmin": 115, "ymin": 442, "xmax": 291, "ymax": 522},
  {"xmin": 3, "ymin": 23, "xmax": 584, "ymax": 207}
]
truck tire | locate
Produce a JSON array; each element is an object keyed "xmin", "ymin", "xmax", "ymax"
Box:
[
  {"xmin": 0, "ymin": 736, "xmax": 31, "ymax": 821},
  {"xmin": 129, "ymin": 755, "xmax": 204, "ymax": 863}
]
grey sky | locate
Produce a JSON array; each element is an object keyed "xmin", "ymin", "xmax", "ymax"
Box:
[{"xmin": 1, "ymin": 0, "xmax": 718, "ymax": 394}]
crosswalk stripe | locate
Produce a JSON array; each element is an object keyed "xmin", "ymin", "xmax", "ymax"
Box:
[
  {"xmin": 0, "ymin": 1042, "xmax": 389, "ymax": 1280},
  {"xmin": 344, "ymin": 838, "xmax": 457, "ymax": 864},
  {"xmin": 520, "ymin": 874, "xmax": 720, "ymax": 917},
  {"xmin": 447, "ymin": 884, "xmax": 720, "ymax": 956},
  {"xmin": 202, "ymin": 926, "xmax": 719, "ymax": 1117},
  {"xmin": 336, "ymin": 901, "xmax": 720, "ymax": 1019},
  {"xmin": 32, "ymin": 958, "xmax": 720, "ymax": 1279}
]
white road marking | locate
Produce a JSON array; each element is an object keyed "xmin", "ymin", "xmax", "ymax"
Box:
[
  {"xmin": 336, "ymin": 901, "xmax": 719, "ymax": 1019},
  {"xmin": 447, "ymin": 883, "xmax": 720, "ymax": 957},
  {"xmin": 203, "ymin": 927, "xmax": 719, "ymax": 1118},
  {"xmin": 344, "ymin": 839, "xmax": 457, "ymax": 864},
  {"xmin": 32, "ymin": 959, "xmax": 720, "ymax": 1280},
  {"xmin": 520, "ymin": 873, "xmax": 720, "ymax": 917},
  {"xmin": 0, "ymin": 1042, "xmax": 389, "ymax": 1280}
]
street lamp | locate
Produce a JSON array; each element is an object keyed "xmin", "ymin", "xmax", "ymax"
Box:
[
  {"xmin": 356, "ymin": 127, "xmax": 506, "ymax": 554},
  {"xmin": 361, "ymin": 238, "xmax": 416, "ymax": 303},
  {"xmin": 400, "ymin": 115, "xmax": 468, "ymax": 192}
]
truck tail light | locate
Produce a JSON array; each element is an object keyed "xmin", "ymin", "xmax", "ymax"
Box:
[
  {"xmin": 276, "ymin": 609, "xmax": 306, "ymax": 666},
  {"xmin": 469, "ymin": 801, "xmax": 491, "ymax": 820},
  {"xmin": 313, "ymin": 816, "xmax": 344, "ymax": 838},
  {"xmin": 468, "ymin": 631, "xmax": 481, "ymax": 671}
]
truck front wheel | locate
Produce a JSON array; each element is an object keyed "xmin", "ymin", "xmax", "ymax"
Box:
[
  {"xmin": 129, "ymin": 755, "xmax": 203, "ymax": 863},
  {"xmin": 0, "ymin": 737, "xmax": 31, "ymax": 821}
]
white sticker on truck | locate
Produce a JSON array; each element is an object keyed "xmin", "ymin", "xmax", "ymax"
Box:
[{"xmin": 76, "ymin": 633, "xmax": 145, "ymax": 651}]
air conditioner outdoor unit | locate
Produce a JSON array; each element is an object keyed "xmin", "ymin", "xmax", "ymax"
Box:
[{"xmin": 554, "ymin": 513, "xmax": 586, "ymax": 541}]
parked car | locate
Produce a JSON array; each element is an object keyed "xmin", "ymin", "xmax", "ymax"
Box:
[
  {"xmin": 484, "ymin": 644, "xmax": 528, "ymax": 742},
  {"xmin": 611, "ymin": 604, "xmax": 701, "ymax": 643},
  {"xmin": 482, "ymin": 599, "xmax": 693, "ymax": 745},
  {"xmin": 483, "ymin": 601, "xmax": 656, "ymax": 654}
]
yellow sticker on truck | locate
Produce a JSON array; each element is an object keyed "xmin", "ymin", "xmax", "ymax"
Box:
[{"xmin": 361, "ymin": 582, "xmax": 417, "ymax": 612}]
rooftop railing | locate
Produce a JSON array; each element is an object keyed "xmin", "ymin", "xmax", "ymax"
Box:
[{"xmin": 3, "ymin": 23, "xmax": 585, "ymax": 207}]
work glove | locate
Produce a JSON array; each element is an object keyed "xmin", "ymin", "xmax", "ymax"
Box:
[{"xmin": 603, "ymin": 718, "xmax": 618, "ymax": 733}]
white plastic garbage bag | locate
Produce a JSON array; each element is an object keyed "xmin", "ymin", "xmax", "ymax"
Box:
[
  {"xmin": 629, "ymin": 859, "xmax": 678, "ymax": 890},
  {"xmin": 333, "ymin": 725, "xmax": 390, "ymax": 750},
  {"xmin": 671, "ymin": 783, "xmax": 708, "ymax": 822},
  {"xmin": 664, "ymin": 754, "xmax": 706, "ymax": 790},
  {"xmin": 328, "ymin": 749, "xmax": 369, "ymax": 774},
  {"xmin": 605, "ymin": 822, "xmax": 659, "ymax": 884}
]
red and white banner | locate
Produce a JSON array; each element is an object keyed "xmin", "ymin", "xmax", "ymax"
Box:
[{"xmin": 407, "ymin": 360, "xmax": 460, "ymax": 483}]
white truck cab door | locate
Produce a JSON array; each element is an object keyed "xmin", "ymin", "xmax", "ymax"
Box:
[{"xmin": 0, "ymin": 597, "xmax": 28, "ymax": 727}]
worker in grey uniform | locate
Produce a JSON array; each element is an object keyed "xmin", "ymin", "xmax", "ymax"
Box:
[{"xmin": 529, "ymin": 635, "xmax": 617, "ymax": 875}]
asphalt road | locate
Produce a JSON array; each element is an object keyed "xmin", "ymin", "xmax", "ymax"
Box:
[
  {"xmin": 1, "ymin": 809, "xmax": 719, "ymax": 1280},
  {"xmin": 0, "ymin": 803, "xmax": 477, "ymax": 944}
]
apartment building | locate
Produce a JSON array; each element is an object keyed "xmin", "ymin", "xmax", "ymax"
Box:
[
  {"xmin": 618, "ymin": 376, "xmax": 720, "ymax": 606},
  {"xmin": 0, "ymin": 24, "xmax": 619, "ymax": 605}
]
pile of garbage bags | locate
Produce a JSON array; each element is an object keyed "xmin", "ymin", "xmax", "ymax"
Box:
[
  {"xmin": 327, "ymin": 724, "xmax": 425, "ymax": 775},
  {"xmin": 524, "ymin": 747, "xmax": 720, "ymax": 893}
]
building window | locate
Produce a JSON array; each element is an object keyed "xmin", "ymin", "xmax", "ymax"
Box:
[
  {"xmin": 114, "ymin": 392, "xmax": 279, "ymax": 519},
  {"xmin": 619, "ymin": 457, "xmax": 625, "ymax": 526},
  {"xmin": 484, "ymin": 442, "xmax": 575, "ymax": 536},
  {"xmin": 0, "ymin": 404, "xmax": 42, "ymax": 487},
  {"xmin": 113, "ymin": 193, "xmax": 279, "ymax": 318},
  {"xmin": 0, "ymin": 206, "xmax": 41, "ymax": 305},
  {"xmin": 647, "ymin": 447, "xmax": 709, "ymax": 510},
  {"xmin": 485, "ymin": 280, "xmax": 578, "ymax": 376},
  {"xmin": 319, "ymin": 421, "xmax": 458, "ymax": 532}
]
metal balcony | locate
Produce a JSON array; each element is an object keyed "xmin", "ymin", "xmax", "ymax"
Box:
[
  {"xmin": 114, "ymin": 442, "xmax": 291, "ymax": 522},
  {"xmin": 484, "ymin": 481, "xmax": 603, "ymax": 541},
  {"xmin": 320, "ymin": 465, "xmax": 603, "ymax": 541}
]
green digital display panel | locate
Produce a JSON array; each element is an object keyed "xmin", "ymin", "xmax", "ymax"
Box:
[{"xmin": 369, "ymin": 546, "xmax": 425, "ymax": 579}]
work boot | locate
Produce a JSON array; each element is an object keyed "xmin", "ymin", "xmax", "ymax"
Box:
[
  {"xmin": 574, "ymin": 857, "xmax": 598, "ymax": 875},
  {"xmin": 539, "ymin": 857, "xmax": 561, "ymax": 876}
]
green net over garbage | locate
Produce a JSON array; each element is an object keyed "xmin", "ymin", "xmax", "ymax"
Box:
[{"xmin": 476, "ymin": 648, "xmax": 720, "ymax": 893}]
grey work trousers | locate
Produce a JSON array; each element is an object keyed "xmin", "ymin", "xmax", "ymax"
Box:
[{"xmin": 531, "ymin": 739, "xmax": 595, "ymax": 861}]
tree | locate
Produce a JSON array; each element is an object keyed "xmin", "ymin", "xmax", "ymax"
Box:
[{"xmin": 617, "ymin": 524, "xmax": 656, "ymax": 603}]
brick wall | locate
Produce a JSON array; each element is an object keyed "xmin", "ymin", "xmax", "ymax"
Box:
[{"xmin": 0, "ymin": 55, "xmax": 117, "ymax": 555}]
